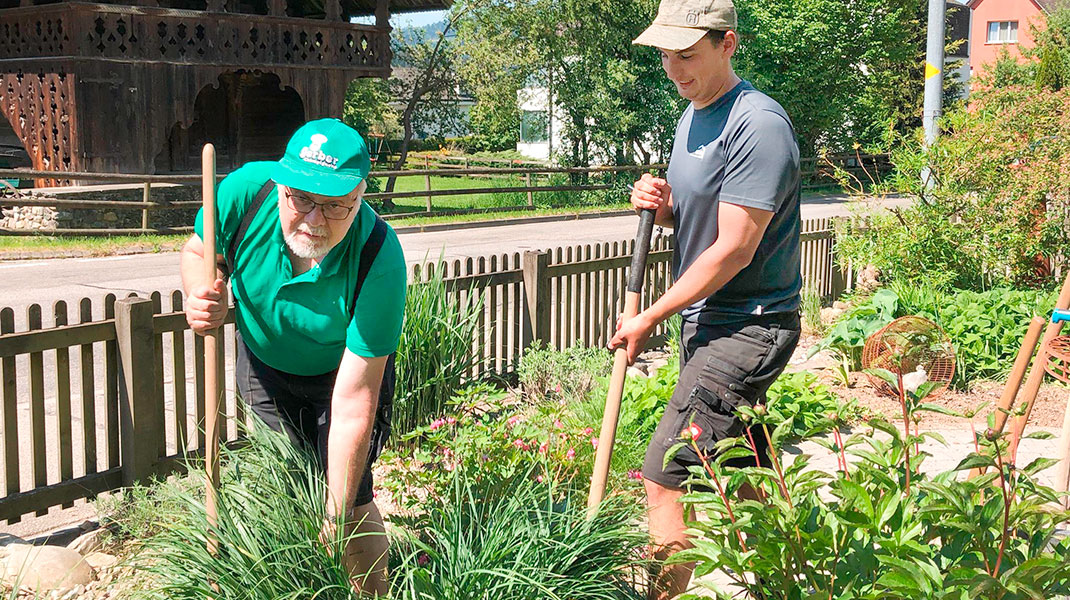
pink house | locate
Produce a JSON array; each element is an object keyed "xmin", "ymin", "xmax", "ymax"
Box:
[{"xmin": 967, "ymin": 0, "xmax": 1061, "ymax": 75}]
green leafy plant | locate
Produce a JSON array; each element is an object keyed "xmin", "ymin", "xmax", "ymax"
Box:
[
  {"xmin": 668, "ymin": 365, "xmax": 1070, "ymax": 600},
  {"xmin": 395, "ymin": 260, "xmax": 485, "ymax": 436},
  {"xmin": 809, "ymin": 288, "xmax": 899, "ymax": 370},
  {"xmin": 129, "ymin": 422, "xmax": 374, "ymax": 599},
  {"xmin": 389, "ymin": 469, "xmax": 649, "ymax": 600},
  {"xmin": 517, "ymin": 342, "xmax": 612, "ymax": 404},
  {"xmin": 802, "ymin": 286, "xmax": 826, "ymax": 335}
]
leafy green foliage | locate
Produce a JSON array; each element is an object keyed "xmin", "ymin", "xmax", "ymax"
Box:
[
  {"xmin": 390, "ymin": 470, "xmax": 649, "ymax": 600},
  {"xmin": 517, "ymin": 342, "xmax": 612, "ymax": 404},
  {"xmin": 128, "ymin": 424, "xmax": 367, "ymax": 599},
  {"xmin": 838, "ymin": 85, "xmax": 1070, "ymax": 290},
  {"xmin": 395, "ymin": 263, "xmax": 485, "ymax": 436},
  {"xmin": 765, "ymin": 371, "xmax": 861, "ymax": 438},
  {"xmin": 812, "ymin": 286, "xmax": 1057, "ymax": 387},
  {"xmin": 673, "ymin": 376, "xmax": 1070, "ymax": 600}
]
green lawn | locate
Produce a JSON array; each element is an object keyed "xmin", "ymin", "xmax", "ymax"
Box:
[{"xmin": 367, "ymin": 173, "xmax": 544, "ymax": 214}]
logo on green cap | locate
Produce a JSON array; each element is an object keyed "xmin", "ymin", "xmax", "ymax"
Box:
[{"xmin": 299, "ymin": 133, "xmax": 340, "ymax": 170}]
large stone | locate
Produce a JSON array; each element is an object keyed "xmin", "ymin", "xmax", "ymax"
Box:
[
  {"xmin": 1, "ymin": 545, "xmax": 94, "ymax": 594},
  {"xmin": 66, "ymin": 528, "xmax": 105, "ymax": 555}
]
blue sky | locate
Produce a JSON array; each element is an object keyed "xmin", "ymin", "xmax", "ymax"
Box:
[{"xmin": 352, "ymin": 9, "xmax": 447, "ymax": 28}]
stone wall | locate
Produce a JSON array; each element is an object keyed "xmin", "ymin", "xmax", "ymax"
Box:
[{"xmin": 0, "ymin": 184, "xmax": 202, "ymax": 232}]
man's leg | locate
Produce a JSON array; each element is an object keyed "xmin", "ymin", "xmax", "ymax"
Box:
[
  {"xmin": 646, "ymin": 479, "xmax": 694, "ymax": 600},
  {"xmin": 344, "ymin": 501, "xmax": 390, "ymax": 597}
]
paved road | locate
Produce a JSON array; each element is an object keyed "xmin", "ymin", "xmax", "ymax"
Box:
[{"xmin": 0, "ymin": 194, "xmax": 909, "ymax": 322}]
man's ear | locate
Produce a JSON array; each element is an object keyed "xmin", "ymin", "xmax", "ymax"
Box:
[
  {"xmin": 723, "ymin": 30, "xmax": 739, "ymax": 57},
  {"xmin": 353, "ymin": 180, "xmax": 368, "ymax": 202}
]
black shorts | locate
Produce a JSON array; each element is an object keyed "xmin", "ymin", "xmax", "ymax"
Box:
[
  {"xmin": 642, "ymin": 312, "xmax": 801, "ymax": 490},
  {"xmin": 236, "ymin": 337, "xmax": 384, "ymax": 507}
]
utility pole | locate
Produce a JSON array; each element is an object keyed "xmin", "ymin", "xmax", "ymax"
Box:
[{"xmin": 922, "ymin": 0, "xmax": 946, "ymax": 189}]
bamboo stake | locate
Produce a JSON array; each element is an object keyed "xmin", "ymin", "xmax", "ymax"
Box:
[
  {"xmin": 1009, "ymin": 271, "xmax": 1070, "ymax": 457},
  {"xmin": 587, "ymin": 209, "xmax": 656, "ymax": 516},
  {"xmin": 970, "ymin": 316, "xmax": 1044, "ymax": 478},
  {"xmin": 202, "ymin": 144, "xmax": 222, "ymax": 557}
]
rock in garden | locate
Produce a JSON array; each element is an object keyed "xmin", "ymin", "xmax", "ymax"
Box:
[
  {"xmin": 83, "ymin": 552, "xmax": 118, "ymax": 570},
  {"xmin": 647, "ymin": 358, "xmax": 669, "ymax": 374},
  {"xmin": 626, "ymin": 366, "xmax": 648, "ymax": 378},
  {"xmin": 66, "ymin": 529, "xmax": 105, "ymax": 555},
  {"xmin": 1, "ymin": 545, "xmax": 94, "ymax": 594},
  {"xmin": 821, "ymin": 307, "xmax": 845, "ymax": 323}
]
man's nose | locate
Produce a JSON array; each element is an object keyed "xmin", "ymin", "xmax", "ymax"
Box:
[{"xmin": 303, "ymin": 203, "xmax": 327, "ymax": 225}]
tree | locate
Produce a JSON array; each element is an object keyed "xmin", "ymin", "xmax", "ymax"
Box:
[
  {"xmin": 385, "ymin": 9, "xmax": 470, "ymax": 201},
  {"xmin": 454, "ymin": 0, "xmax": 681, "ymax": 167},
  {"xmin": 342, "ymin": 77, "xmax": 398, "ymax": 140}
]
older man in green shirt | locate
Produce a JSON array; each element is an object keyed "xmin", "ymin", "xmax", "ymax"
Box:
[{"xmin": 180, "ymin": 118, "xmax": 406, "ymax": 596}]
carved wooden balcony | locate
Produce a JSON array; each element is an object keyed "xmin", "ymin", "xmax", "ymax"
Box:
[{"xmin": 0, "ymin": 2, "xmax": 390, "ymax": 73}]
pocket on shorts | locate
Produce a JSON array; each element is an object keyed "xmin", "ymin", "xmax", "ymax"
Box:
[{"xmin": 681, "ymin": 379, "xmax": 750, "ymax": 451}]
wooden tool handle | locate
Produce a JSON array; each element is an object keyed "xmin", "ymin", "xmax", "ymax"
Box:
[
  {"xmin": 587, "ymin": 209, "xmax": 657, "ymax": 515},
  {"xmin": 202, "ymin": 143, "xmax": 221, "ymax": 556}
]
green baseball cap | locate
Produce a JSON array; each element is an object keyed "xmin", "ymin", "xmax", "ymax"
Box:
[{"xmin": 270, "ymin": 118, "xmax": 371, "ymax": 197}]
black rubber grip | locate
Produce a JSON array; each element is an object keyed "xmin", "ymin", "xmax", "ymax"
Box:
[{"xmin": 627, "ymin": 209, "xmax": 657, "ymax": 293}]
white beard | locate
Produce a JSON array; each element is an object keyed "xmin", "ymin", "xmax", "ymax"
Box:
[{"xmin": 284, "ymin": 225, "xmax": 330, "ymax": 259}]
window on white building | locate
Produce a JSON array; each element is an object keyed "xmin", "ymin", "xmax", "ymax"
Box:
[
  {"xmin": 520, "ymin": 110, "xmax": 549, "ymax": 143},
  {"xmin": 986, "ymin": 20, "xmax": 1018, "ymax": 44}
]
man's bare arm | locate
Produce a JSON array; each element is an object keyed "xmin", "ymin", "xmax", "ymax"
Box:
[{"xmin": 325, "ymin": 350, "xmax": 387, "ymax": 516}]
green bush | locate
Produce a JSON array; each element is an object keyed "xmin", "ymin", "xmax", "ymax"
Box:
[
  {"xmin": 389, "ymin": 470, "xmax": 649, "ymax": 600},
  {"xmin": 518, "ymin": 342, "xmax": 613, "ymax": 404},
  {"xmin": 837, "ymin": 86, "xmax": 1070, "ymax": 290},
  {"xmin": 811, "ymin": 286, "xmax": 1058, "ymax": 386},
  {"xmin": 395, "ymin": 264, "xmax": 485, "ymax": 436},
  {"xmin": 671, "ymin": 378, "xmax": 1070, "ymax": 600}
]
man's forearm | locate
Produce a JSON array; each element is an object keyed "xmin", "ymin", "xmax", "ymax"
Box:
[{"xmin": 325, "ymin": 395, "xmax": 377, "ymax": 515}]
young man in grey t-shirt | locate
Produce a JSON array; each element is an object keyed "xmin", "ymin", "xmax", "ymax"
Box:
[{"xmin": 608, "ymin": 0, "xmax": 802, "ymax": 597}]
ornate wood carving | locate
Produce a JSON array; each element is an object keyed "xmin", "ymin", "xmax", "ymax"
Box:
[
  {"xmin": 0, "ymin": 69, "xmax": 75, "ymax": 186},
  {"xmin": 0, "ymin": 4, "xmax": 389, "ymax": 70}
]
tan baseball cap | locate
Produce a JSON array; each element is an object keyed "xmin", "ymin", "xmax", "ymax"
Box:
[{"xmin": 632, "ymin": 0, "xmax": 737, "ymax": 51}]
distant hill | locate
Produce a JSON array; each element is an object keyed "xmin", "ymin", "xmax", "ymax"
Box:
[{"xmin": 396, "ymin": 19, "xmax": 453, "ymax": 44}]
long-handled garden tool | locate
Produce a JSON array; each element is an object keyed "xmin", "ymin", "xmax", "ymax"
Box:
[
  {"xmin": 587, "ymin": 208, "xmax": 657, "ymax": 516},
  {"xmin": 201, "ymin": 143, "xmax": 223, "ymax": 555}
]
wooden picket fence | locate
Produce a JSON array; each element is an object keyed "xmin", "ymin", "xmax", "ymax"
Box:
[{"xmin": 0, "ymin": 219, "xmax": 848, "ymax": 523}]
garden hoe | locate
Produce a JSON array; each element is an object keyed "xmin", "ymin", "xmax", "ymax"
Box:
[
  {"xmin": 587, "ymin": 207, "xmax": 657, "ymax": 517},
  {"xmin": 201, "ymin": 143, "xmax": 224, "ymax": 559}
]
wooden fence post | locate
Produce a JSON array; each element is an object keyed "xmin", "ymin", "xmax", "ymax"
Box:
[
  {"xmin": 522, "ymin": 250, "xmax": 550, "ymax": 349},
  {"xmin": 141, "ymin": 183, "xmax": 151, "ymax": 232},
  {"xmin": 524, "ymin": 173, "xmax": 534, "ymax": 207},
  {"xmin": 425, "ymin": 173, "xmax": 433, "ymax": 213},
  {"xmin": 115, "ymin": 297, "xmax": 161, "ymax": 486}
]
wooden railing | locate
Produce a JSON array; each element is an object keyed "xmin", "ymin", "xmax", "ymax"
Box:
[
  {"xmin": 0, "ymin": 154, "xmax": 888, "ymax": 236},
  {"xmin": 0, "ymin": 3, "xmax": 390, "ymax": 71},
  {"xmin": 0, "ymin": 218, "xmax": 850, "ymax": 523}
]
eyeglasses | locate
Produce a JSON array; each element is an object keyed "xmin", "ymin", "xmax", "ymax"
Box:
[{"xmin": 286, "ymin": 191, "xmax": 356, "ymax": 220}]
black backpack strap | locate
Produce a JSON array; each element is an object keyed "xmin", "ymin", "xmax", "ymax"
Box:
[
  {"xmin": 225, "ymin": 179, "xmax": 276, "ymax": 275},
  {"xmin": 352, "ymin": 214, "xmax": 389, "ymax": 309}
]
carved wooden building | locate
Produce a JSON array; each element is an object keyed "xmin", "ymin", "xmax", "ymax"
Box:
[{"xmin": 0, "ymin": 0, "xmax": 448, "ymax": 181}]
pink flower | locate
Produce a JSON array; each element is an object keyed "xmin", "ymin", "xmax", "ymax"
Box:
[
  {"xmin": 446, "ymin": 416, "xmax": 457, "ymax": 426},
  {"xmin": 429, "ymin": 418, "xmax": 446, "ymax": 431},
  {"xmin": 559, "ymin": 433, "xmax": 568, "ymax": 441},
  {"xmin": 507, "ymin": 416, "xmax": 521, "ymax": 428},
  {"xmin": 627, "ymin": 469, "xmax": 643, "ymax": 480},
  {"xmin": 537, "ymin": 474, "xmax": 544, "ymax": 483},
  {"xmin": 590, "ymin": 437, "xmax": 599, "ymax": 449},
  {"xmin": 514, "ymin": 438, "xmax": 527, "ymax": 450},
  {"xmin": 555, "ymin": 384, "xmax": 563, "ymax": 394},
  {"xmin": 566, "ymin": 448, "xmax": 576, "ymax": 461},
  {"xmin": 554, "ymin": 419, "xmax": 564, "ymax": 429},
  {"xmin": 539, "ymin": 441, "xmax": 549, "ymax": 455},
  {"xmin": 582, "ymin": 427, "xmax": 594, "ymax": 436},
  {"xmin": 417, "ymin": 553, "xmax": 430, "ymax": 566}
]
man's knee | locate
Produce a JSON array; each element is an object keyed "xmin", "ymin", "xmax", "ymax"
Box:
[{"xmin": 645, "ymin": 478, "xmax": 685, "ymax": 511}]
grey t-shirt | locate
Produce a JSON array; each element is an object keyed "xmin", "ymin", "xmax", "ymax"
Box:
[{"xmin": 668, "ymin": 80, "xmax": 801, "ymax": 325}]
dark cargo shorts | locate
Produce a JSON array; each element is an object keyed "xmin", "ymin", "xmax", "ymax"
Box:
[
  {"xmin": 236, "ymin": 336, "xmax": 387, "ymax": 507},
  {"xmin": 642, "ymin": 312, "xmax": 801, "ymax": 490}
]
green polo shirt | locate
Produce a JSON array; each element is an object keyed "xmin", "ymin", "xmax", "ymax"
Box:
[{"xmin": 195, "ymin": 162, "xmax": 407, "ymax": 376}]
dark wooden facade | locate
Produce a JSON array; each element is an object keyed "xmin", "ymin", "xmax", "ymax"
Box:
[{"xmin": 0, "ymin": 0, "xmax": 446, "ymax": 183}]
